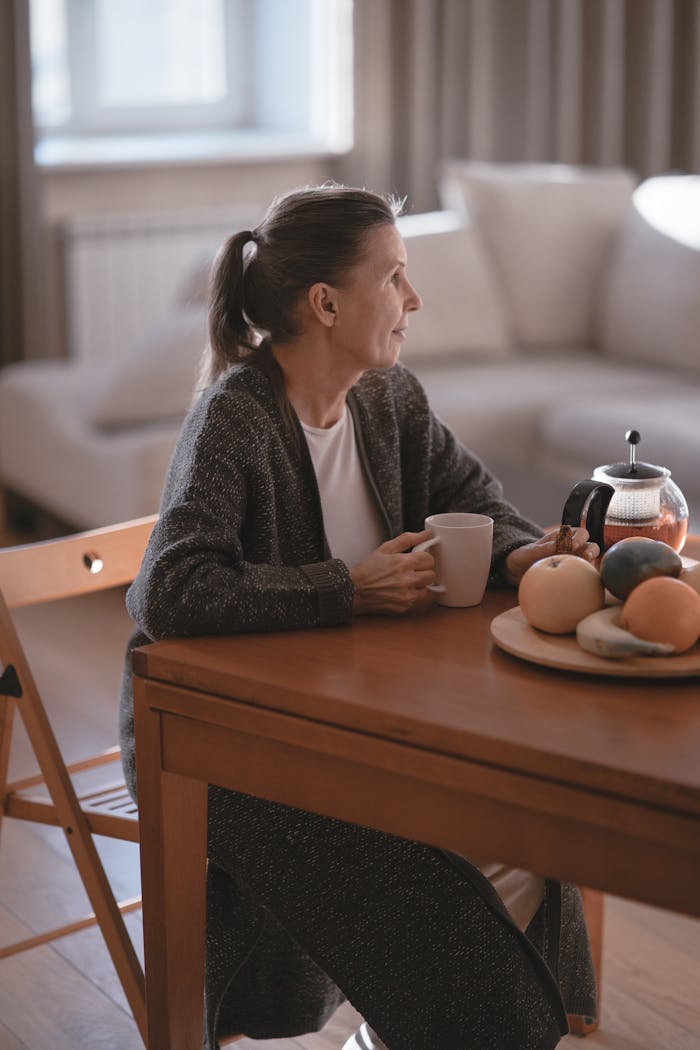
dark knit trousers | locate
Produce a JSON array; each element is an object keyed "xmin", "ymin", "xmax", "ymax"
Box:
[{"xmin": 206, "ymin": 786, "xmax": 569, "ymax": 1050}]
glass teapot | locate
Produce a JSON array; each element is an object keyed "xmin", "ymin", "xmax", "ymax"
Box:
[{"xmin": 561, "ymin": 430, "xmax": 689, "ymax": 553}]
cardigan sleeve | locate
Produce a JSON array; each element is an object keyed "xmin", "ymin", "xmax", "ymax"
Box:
[
  {"xmin": 426, "ymin": 412, "xmax": 544, "ymax": 577},
  {"xmin": 126, "ymin": 391, "xmax": 354, "ymax": 640},
  {"xmin": 353, "ymin": 364, "xmax": 544, "ymax": 582}
]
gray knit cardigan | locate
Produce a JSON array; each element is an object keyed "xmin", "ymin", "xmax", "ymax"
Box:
[{"xmin": 120, "ymin": 357, "xmax": 596, "ymax": 1050}]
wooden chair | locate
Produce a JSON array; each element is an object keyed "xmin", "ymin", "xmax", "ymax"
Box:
[{"xmin": 0, "ymin": 515, "xmax": 158, "ymax": 1045}]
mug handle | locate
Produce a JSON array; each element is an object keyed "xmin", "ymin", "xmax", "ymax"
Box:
[{"xmin": 413, "ymin": 535, "xmax": 446, "ymax": 594}]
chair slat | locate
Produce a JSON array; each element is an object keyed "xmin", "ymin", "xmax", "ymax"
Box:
[
  {"xmin": 0, "ymin": 514, "xmax": 157, "ymax": 608},
  {"xmin": 4, "ymin": 792, "xmax": 140, "ymax": 841},
  {"xmin": 0, "ymin": 897, "xmax": 142, "ymax": 960}
]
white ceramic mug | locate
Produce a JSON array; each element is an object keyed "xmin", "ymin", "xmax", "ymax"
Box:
[{"xmin": 415, "ymin": 512, "xmax": 494, "ymax": 607}]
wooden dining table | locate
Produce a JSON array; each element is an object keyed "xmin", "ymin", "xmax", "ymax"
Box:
[{"xmin": 132, "ymin": 536, "xmax": 700, "ymax": 1050}]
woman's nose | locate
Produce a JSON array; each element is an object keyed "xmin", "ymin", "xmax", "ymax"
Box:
[{"xmin": 406, "ymin": 280, "xmax": 422, "ymax": 311}]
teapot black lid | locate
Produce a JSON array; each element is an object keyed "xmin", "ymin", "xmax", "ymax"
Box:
[
  {"xmin": 599, "ymin": 429, "xmax": 667, "ymax": 480},
  {"xmin": 601, "ymin": 461, "xmax": 665, "ymax": 479}
]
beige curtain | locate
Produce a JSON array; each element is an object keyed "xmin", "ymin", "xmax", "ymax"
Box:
[
  {"xmin": 344, "ymin": 0, "xmax": 700, "ymax": 211},
  {"xmin": 0, "ymin": 0, "xmax": 46, "ymax": 367}
]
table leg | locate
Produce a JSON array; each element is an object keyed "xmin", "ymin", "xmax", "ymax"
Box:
[
  {"xmin": 135, "ymin": 686, "xmax": 208, "ymax": 1050},
  {"xmin": 163, "ymin": 770, "xmax": 208, "ymax": 1049}
]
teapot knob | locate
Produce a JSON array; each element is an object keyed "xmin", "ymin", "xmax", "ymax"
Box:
[{"xmin": 625, "ymin": 429, "xmax": 641, "ymax": 473}]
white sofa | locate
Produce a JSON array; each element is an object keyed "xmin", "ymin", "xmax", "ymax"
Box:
[
  {"xmin": 1, "ymin": 162, "xmax": 698, "ymax": 533},
  {"xmin": 405, "ymin": 163, "xmax": 700, "ymax": 528}
]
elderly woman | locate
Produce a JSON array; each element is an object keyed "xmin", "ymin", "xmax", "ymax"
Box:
[{"xmin": 120, "ymin": 184, "xmax": 598, "ymax": 1050}]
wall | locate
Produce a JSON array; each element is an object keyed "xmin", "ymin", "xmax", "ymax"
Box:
[{"xmin": 40, "ymin": 154, "xmax": 342, "ymax": 359}]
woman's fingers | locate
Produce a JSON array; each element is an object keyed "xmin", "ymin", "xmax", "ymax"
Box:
[
  {"xmin": 553, "ymin": 527, "xmax": 600, "ymax": 563},
  {"xmin": 381, "ymin": 530, "xmax": 432, "ymax": 553},
  {"xmin": 542, "ymin": 526, "xmax": 596, "ymax": 555},
  {"xmin": 504, "ymin": 526, "xmax": 601, "ymax": 585},
  {"xmin": 570, "ymin": 527, "xmax": 592, "ymax": 551},
  {"xmin": 350, "ymin": 540, "xmax": 437, "ymax": 616},
  {"xmin": 407, "ymin": 549, "xmax": 436, "ymax": 572},
  {"xmin": 411, "ymin": 567, "xmax": 437, "ymax": 588}
]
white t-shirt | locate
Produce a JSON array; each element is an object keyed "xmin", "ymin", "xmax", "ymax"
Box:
[
  {"xmin": 301, "ymin": 404, "xmax": 545, "ymax": 932},
  {"xmin": 300, "ymin": 405, "xmax": 385, "ymax": 567}
]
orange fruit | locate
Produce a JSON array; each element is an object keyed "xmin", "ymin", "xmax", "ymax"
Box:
[{"xmin": 620, "ymin": 576, "xmax": 700, "ymax": 653}]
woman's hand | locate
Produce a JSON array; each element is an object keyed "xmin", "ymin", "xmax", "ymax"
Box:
[
  {"xmin": 503, "ymin": 527, "xmax": 600, "ymax": 586},
  {"xmin": 351, "ymin": 530, "xmax": 437, "ymax": 615}
]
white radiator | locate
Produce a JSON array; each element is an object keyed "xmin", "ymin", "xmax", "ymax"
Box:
[{"xmin": 62, "ymin": 208, "xmax": 258, "ymax": 363}]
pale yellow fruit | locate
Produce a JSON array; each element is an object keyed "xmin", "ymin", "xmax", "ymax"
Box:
[
  {"xmin": 680, "ymin": 563, "xmax": 700, "ymax": 596},
  {"xmin": 518, "ymin": 554, "xmax": 605, "ymax": 634}
]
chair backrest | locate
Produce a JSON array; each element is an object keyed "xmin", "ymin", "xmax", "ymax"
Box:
[
  {"xmin": 0, "ymin": 514, "xmax": 157, "ymax": 1042},
  {"xmin": 0, "ymin": 514, "xmax": 157, "ymax": 610}
]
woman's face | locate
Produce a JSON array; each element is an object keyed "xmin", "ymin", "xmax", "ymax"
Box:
[{"xmin": 330, "ymin": 224, "xmax": 421, "ymax": 372}]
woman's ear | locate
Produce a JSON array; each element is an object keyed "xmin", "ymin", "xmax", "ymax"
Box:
[{"xmin": 308, "ymin": 283, "xmax": 337, "ymax": 327}]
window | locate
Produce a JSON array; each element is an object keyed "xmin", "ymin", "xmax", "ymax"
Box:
[{"xmin": 30, "ymin": 0, "xmax": 354, "ymax": 165}]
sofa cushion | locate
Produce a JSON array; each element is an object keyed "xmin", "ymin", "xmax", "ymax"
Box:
[
  {"xmin": 599, "ymin": 175, "xmax": 700, "ymax": 373},
  {"xmin": 88, "ymin": 307, "xmax": 208, "ymax": 428},
  {"xmin": 0, "ymin": 361, "xmax": 179, "ymax": 527},
  {"xmin": 396, "ymin": 212, "xmax": 511, "ymax": 362},
  {"xmin": 439, "ymin": 161, "xmax": 636, "ymax": 351},
  {"xmin": 411, "ymin": 352, "xmax": 681, "ymax": 467}
]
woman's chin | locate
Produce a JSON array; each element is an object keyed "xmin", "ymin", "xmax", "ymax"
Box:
[
  {"xmin": 354, "ymin": 340, "xmax": 402, "ymax": 373},
  {"xmin": 387, "ymin": 336, "xmax": 404, "ymax": 364},
  {"xmin": 378, "ymin": 349, "xmax": 401, "ymax": 370}
]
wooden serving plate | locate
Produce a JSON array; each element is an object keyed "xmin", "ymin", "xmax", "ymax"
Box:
[{"xmin": 490, "ymin": 606, "xmax": 700, "ymax": 678}]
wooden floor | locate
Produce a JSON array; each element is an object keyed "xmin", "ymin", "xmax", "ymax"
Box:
[{"xmin": 1, "ymin": 518, "xmax": 699, "ymax": 1048}]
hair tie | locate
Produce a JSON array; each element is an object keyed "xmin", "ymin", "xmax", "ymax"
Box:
[{"xmin": 241, "ymin": 232, "xmax": 258, "ymax": 272}]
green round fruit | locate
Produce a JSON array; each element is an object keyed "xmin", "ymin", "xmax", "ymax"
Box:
[{"xmin": 600, "ymin": 537, "xmax": 682, "ymax": 600}]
